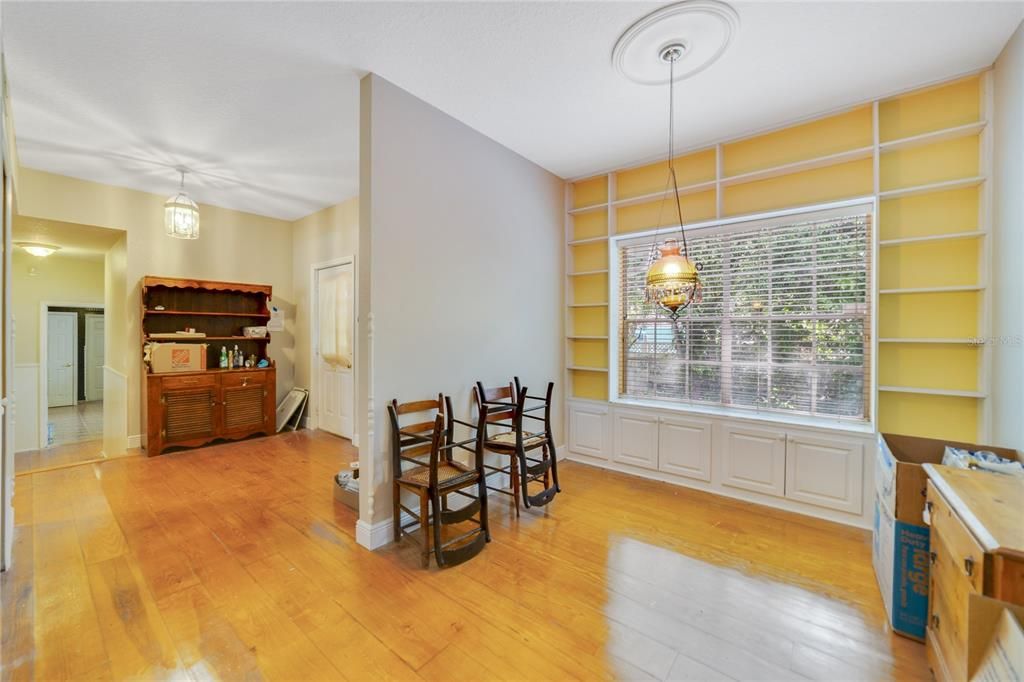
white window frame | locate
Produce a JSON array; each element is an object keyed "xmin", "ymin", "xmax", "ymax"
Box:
[{"xmin": 608, "ymin": 197, "xmax": 878, "ymax": 431}]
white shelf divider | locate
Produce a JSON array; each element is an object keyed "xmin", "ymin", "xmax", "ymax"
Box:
[
  {"xmin": 879, "ymin": 285, "xmax": 983, "ymax": 295},
  {"xmin": 610, "ymin": 180, "xmax": 717, "ymax": 209},
  {"xmin": 879, "ymin": 121, "xmax": 986, "ymax": 152},
  {"xmin": 878, "ymin": 385, "xmax": 986, "ymax": 398},
  {"xmin": 567, "ymin": 202, "xmax": 608, "ymax": 216},
  {"xmin": 878, "ymin": 338, "xmax": 980, "ymax": 345},
  {"xmin": 879, "ymin": 230, "xmax": 985, "ymax": 246},
  {"xmin": 878, "ymin": 176, "xmax": 985, "ymax": 199},
  {"xmin": 719, "ymin": 146, "xmax": 873, "ymax": 187}
]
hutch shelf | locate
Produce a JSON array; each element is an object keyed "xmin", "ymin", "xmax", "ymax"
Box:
[{"xmin": 141, "ymin": 276, "xmax": 277, "ymax": 455}]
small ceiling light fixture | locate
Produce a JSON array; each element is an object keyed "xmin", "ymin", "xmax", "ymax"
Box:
[
  {"xmin": 612, "ymin": 0, "xmax": 739, "ymax": 318},
  {"xmin": 16, "ymin": 242, "xmax": 61, "ymax": 258},
  {"xmin": 165, "ymin": 167, "xmax": 200, "ymax": 240}
]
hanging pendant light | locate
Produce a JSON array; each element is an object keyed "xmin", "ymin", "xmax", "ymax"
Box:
[
  {"xmin": 165, "ymin": 167, "xmax": 200, "ymax": 240},
  {"xmin": 643, "ymin": 44, "xmax": 702, "ymax": 319}
]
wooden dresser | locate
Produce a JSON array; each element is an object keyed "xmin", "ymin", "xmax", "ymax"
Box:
[
  {"xmin": 923, "ymin": 464, "xmax": 1024, "ymax": 681},
  {"xmin": 141, "ymin": 276, "xmax": 277, "ymax": 455}
]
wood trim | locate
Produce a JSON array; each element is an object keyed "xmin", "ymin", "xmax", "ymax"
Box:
[{"xmin": 142, "ymin": 276, "xmax": 272, "ymax": 296}]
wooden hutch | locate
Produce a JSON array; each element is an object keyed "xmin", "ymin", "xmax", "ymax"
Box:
[{"xmin": 141, "ymin": 276, "xmax": 276, "ymax": 455}]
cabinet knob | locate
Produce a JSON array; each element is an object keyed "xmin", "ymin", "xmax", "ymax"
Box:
[
  {"xmin": 931, "ymin": 614, "xmax": 940, "ymax": 630},
  {"xmin": 964, "ymin": 557, "xmax": 975, "ymax": 577},
  {"xmin": 929, "ymin": 552, "xmax": 937, "ymax": 566}
]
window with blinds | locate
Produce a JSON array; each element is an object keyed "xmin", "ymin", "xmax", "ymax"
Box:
[{"xmin": 618, "ymin": 206, "xmax": 872, "ymax": 422}]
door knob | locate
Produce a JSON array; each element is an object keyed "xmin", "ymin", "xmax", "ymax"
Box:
[{"xmin": 64, "ymin": 363, "xmax": 73, "ymax": 368}]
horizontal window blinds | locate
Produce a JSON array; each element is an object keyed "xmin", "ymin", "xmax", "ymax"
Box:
[{"xmin": 620, "ymin": 208, "xmax": 872, "ymax": 422}]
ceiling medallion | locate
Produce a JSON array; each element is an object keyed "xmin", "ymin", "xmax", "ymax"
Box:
[{"xmin": 611, "ymin": 0, "xmax": 740, "ymax": 86}]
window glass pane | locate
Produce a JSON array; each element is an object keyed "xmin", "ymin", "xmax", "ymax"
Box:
[{"xmin": 618, "ymin": 207, "xmax": 871, "ymax": 422}]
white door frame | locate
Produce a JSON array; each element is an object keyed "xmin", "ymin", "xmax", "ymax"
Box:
[
  {"xmin": 84, "ymin": 312, "xmax": 104, "ymax": 402},
  {"xmin": 38, "ymin": 302, "xmax": 103, "ymax": 448},
  {"xmin": 309, "ymin": 256, "xmax": 357, "ymax": 444}
]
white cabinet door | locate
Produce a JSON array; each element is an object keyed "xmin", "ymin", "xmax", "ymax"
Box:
[
  {"xmin": 612, "ymin": 409, "xmax": 659, "ymax": 470},
  {"xmin": 720, "ymin": 423, "xmax": 786, "ymax": 497},
  {"xmin": 568, "ymin": 402, "xmax": 610, "ymax": 460},
  {"xmin": 785, "ymin": 433, "xmax": 864, "ymax": 514},
  {"xmin": 658, "ymin": 416, "xmax": 712, "ymax": 481}
]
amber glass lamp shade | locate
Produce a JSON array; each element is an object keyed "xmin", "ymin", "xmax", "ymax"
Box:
[{"xmin": 644, "ymin": 238, "xmax": 701, "ymax": 316}]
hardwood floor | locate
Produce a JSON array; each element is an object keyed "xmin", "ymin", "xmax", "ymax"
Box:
[
  {"xmin": 15, "ymin": 439, "xmax": 143, "ymax": 476},
  {"xmin": 1, "ymin": 429, "xmax": 927, "ymax": 681}
]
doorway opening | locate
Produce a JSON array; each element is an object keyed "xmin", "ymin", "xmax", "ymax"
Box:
[
  {"xmin": 45, "ymin": 305, "xmax": 104, "ymax": 447},
  {"xmin": 311, "ymin": 257, "xmax": 355, "ymax": 442},
  {"xmin": 11, "ymin": 216, "xmax": 125, "ymax": 475}
]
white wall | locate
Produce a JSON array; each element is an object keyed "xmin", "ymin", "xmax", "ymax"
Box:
[
  {"xmin": 291, "ymin": 197, "xmax": 358, "ymax": 427},
  {"xmin": 992, "ymin": 20, "xmax": 1024, "ymax": 450},
  {"xmin": 357, "ymin": 74, "xmax": 564, "ymax": 539}
]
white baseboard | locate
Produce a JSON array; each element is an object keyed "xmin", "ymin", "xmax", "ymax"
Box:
[
  {"xmin": 355, "ymin": 518, "xmax": 395, "ymax": 550},
  {"xmin": 127, "ymin": 435, "xmax": 141, "ymax": 449}
]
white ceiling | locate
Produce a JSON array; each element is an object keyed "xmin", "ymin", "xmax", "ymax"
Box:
[
  {"xmin": 13, "ymin": 216, "xmax": 123, "ymax": 259},
  {"xmin": 3, "ymin": 2, "xmax": 1022, "ymax": 221}
]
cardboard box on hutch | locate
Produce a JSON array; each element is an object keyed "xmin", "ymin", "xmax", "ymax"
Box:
[
  {"xmin": 149, "ymin": 343, "xmax": 207, "ymax": 373},
  {"xmin": 872, "ymin": 433, "xmax": 1020, "ymax": 640}
]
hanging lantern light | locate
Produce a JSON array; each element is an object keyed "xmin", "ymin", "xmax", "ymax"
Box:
[
  {"xmin": 165, "ymin": 168, "xmax": 200, "ymax": 239},
  {"xmin": 643, "ymin": 44, "xmax": 701, "ymax": 319}
]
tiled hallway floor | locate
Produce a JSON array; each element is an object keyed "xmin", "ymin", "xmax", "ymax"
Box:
[{"xmin": 47, "ymin": 400, "xmax": 103, "ymax": 446}]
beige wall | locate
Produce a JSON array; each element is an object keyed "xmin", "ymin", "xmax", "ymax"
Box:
[
  {"xmin": 358, "ymin": 74, "xmax": 564, "ymax": 532},
  {"xmin": 16, "ymin": 168, "xmax": 296, "ymax": 439},
  {"xmin": 992, "ymin": 20, "xmax": 1024, "ymax": 449},
  {"xmin": 291, "ymin": 197, "xmax": 359, "ymax": 424},
  {"xmin": 12, "ymin": 250, "xmax": 105, "ymax": 364},
  {"xmin": 103, "ymin": 233, "xmax": 129, "ymax": 456}
]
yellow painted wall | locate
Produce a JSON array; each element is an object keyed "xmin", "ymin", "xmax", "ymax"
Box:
[
  {"xmin": 879, "ymin": 77, "xmax": 980, "ymax": 142},
  {"xmin": 723, "ymin": 106, "xmax": 873, "ymax": 177},
  {"xmin": 616, "ymin": 149, "xmax": 715, "ymax": 200},
  {"xmin": 879, "ymin": 187, "xmax": 979, "ymax": 240},
  {"xmin": 12, "ymin": 250, "xmax": 105, "ymax": 364},
  {"xmin": 723, "ymin": 158, "xmax": 873, "ymax": 216},
  {"xmin": 568, "ymin": 73, "xmax": 988, "ymax": 440}
]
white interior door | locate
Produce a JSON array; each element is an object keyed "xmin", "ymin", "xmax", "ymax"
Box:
[
  {"xmin": 84, "ymin": 313, "xmax": 104, "ymax": 402},
  {"xmin": 315, "ymin": 262, "xmax": 354, "ymax": 438},
  {"xmin": 47, "ymin": 312, "xmax": 76, "ymax": 408}
]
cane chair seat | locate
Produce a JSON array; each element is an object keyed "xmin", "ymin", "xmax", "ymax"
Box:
[
  {"xmin": 398, "ymin": 461, "xmax": 477, "ymax": 489},
  {"xmin": 486, "ymin": 430, "xmax": 547, "ymax": 450}
]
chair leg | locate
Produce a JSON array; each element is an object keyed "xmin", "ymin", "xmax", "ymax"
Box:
[
  {"xmin": 548, "ymin": 439, "xmax": 562, "ymax": 493},
  {"xmin": 510, "ymin": 456, "xmax": 520, "ymax": 517},
  {"xmin": 419, "ymin": 493, "xmax": 430, "ymax": 568},
  {"xmin": 393, "ymin": 482, "xmax": 402, "ymax": 543},
  {"xmin": 517, "ymin": 446, "xmax": 532, "ymax": 509},
  {"xmin": 542, "ymin": 444, "xmax": 551, "ymax": 489},
  {"xmin": 478, "ymin": 476, "xmax": 491, "ymax": 542},
  {"xmin": 431, "ymin": 490, "xmax": 445, "ymax": 567}
]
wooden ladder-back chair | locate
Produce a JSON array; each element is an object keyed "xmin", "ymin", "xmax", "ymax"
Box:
[
  {"xmin": 476, "ymin": 378, "xmax": 562, "ymax": 512},
  {"xmin": 474, "ymin": 380, "xmax": 522, "ymax": 515},
  {"xmin": 388, "ymin": 395, "xmax": 490, "ymax": 567}
]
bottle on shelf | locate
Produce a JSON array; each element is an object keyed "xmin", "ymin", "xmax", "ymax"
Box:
[
  {"xmin": 233, "ymin": 344, "xmax": 242, "ymax": 368},
  {"xmin": 219, "ymin": 346, "xmax": 228, "ymax": 369}
]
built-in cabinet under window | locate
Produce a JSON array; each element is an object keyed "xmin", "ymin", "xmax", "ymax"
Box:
[{"xmin": 567, "ymin": 400, "xmax": 870, "ymax": 526}]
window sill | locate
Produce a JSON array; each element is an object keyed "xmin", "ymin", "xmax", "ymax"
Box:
[{"xmin": 608, "ymin": 396, "xmax": 876, "ymax": 436}]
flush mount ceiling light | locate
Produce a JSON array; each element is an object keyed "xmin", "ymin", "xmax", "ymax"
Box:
[
  {"xmin": 611, "ymin": 0, "xmax": 739, "ymax": 85},
  {"xmin": 165, "ymin": 167, "xmax": 200, "ymax": 240},
  {"xmin": 16, "ymin": 242, "xmax": 61, "ymax": 258}
]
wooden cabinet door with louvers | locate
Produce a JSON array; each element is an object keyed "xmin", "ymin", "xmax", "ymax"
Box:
[
  {"xmin": 221, "ymin": 371, "xmax": 275, "ymax": 439},
  {"xmin": 159, "ymin": 376, "xmax": 221, "ymax": 448}
]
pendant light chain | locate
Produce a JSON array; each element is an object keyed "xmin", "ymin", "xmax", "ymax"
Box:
[{"xmin": 667, "ymin": 54, "xmax": 689, "ymax": 260}]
